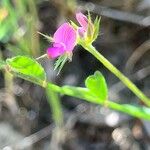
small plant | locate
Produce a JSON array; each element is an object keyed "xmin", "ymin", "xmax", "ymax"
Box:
[{"xmin": 0, "ymin": 12, "xmax": 150, "ymax": 128}]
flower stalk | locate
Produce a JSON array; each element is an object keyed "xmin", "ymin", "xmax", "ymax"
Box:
[{"xmin": 81, "ymin": 43, "xmax": 150, "ymax": 107}]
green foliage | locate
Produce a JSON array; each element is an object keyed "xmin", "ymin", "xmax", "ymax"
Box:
[
  {"xmin": 59, "ymin": 86, "xmax": 150, "ymax": 120},
  {"xmin": 59, "ymin": 71, "xmax": 108, "ymax": 104},
  {"xmin": 85, "ymin": 71, "xmax": 108, "ymax": 101},
  {"xmin": 0, "ymin": 6, "xmax": 149, "ymax": 121},
  {"xmin": 0, "ymin": 56, "xmax": 150, "ymax": 120},
  {"xmin": 0, "ymin": 0, "xmax": 40, "ymax": 56},
  {"xmin": 6, "ymin": 56, "xmax": 46, "ymax": 86},
  {"xmin": 59, "ymin": 85, "xmax": 150, "ymax": 120}
]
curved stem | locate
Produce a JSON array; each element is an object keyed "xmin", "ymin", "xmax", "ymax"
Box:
[
  {"xmin": 5, "ymin": 69, "xmax": 150, "ymax": 120},
  {"xmin": 82, "ymin": 44, "xmax": 150, "ymax": 107},
  {"xmin": 48, "ymin": 84, "xmax": 150, "ymax": 120}
]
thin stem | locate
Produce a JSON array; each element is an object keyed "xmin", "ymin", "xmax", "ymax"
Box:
[
  {"xmin": 82, "ymin": 44, "xmax": 150, "ymax": 107},
  {"xmin": 4, "ymin": 71, "xmax": 18, "ymax": 115},
  {"xmin": 5, "ymin": 69, "xmax": 150, "ymax": 120},
  {"xmin": 106, "ymin": 101, "xmax": 150, "ymax": 120},
  {"xmin": 49, "ymin": 84, "xmax": 150, "ymax": 120},
  {"xmin": 46, "ymin": 84, "xmax": 63, "ymax": 127},
  {"xmin": 36, "ymin": 54, "xmax": 47, "ymax": 61},
  {"xmin": 28, "ymin": 0, "xmax": 40, "ymax": 57}
]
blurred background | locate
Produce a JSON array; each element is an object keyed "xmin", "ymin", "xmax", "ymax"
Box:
[{"xmin": 0, "ymin": 0, "xmax": 150, "ymax": 149}]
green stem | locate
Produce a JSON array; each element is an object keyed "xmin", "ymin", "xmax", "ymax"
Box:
[
  {"xmin": 106, "ymin": 101, "xmax": 150, "ymax": 120},
  {"xmin": 47, "ymin": 84, "xmax": 150, "ymax": 120},
  {"xmin": 28, "ymin": 0, "xmax": 40, "ymax": 57},
  {"xmin": 4, "ymin": 70, "xmax": 150, "ymax": 120},
  {"xmin": 46, "ymin": 85, "xmax": 64, "ymax": 127},
  {"xmin": 82, "ymin": 44, "xmax": 150, "ymax": 107}
]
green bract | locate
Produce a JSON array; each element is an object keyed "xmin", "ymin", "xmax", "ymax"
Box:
[{"xmin": 76, "ymin": 12, "xmax": 101, "ymax": 45}]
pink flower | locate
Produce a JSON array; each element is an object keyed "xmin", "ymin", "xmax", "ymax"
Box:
[
  {"xmin": 76, "ymin": 12, "xmax": 88, "ymax": 29},
  {"xmin": 47, "ymin": 23, "xmax": 77, "ymax": 59},
  {"xmin": 76, "ymin": 12, "xmax": 88, "ymax": 37},
  {"xmin": 76, "ymin": 12, "xmax": 100, "ymax": 44}
]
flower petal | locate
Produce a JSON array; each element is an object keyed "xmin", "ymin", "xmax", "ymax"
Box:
[
  {"xmin": 76, "ymin": 12, "xmax": 88, "ymax": 29},
  {"xmin": 53, "ymin": 23, "xmax": 77, "ymax": 51},
  {"xmin": 78, "ymin": 27, "xmax": 86, "ymax": 37},
  {"xmin": 47, "ymin": 46, "xmax": 65, "ymax": 59}
]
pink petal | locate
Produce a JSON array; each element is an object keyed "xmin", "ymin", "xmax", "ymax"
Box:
[
  {"xmin": 53, "ymin": 23, "xmax": 77, "ymax": 52},
  {"xmin": 76, "ymin": 12, "xmax": 88, "ymax": 29},
  {"xmin": 53, "ymin": 42, "xmax": 66, "ymax": 49},
  {"xmin": 47, "ymin": 46, "xmax": 65, "ymax": 59},
  {"xmin": 78, "ymin": 27, "xmax": 86, "ymax": 37}
]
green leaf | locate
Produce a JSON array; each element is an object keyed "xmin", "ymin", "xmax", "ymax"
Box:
[
  {"xmin": 6, "ymin": 56, "xmax": 46, "ymax": 86},
  {"xmin": 85, "ymin": 71, "xmax": 108, "ymax": 101}
]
